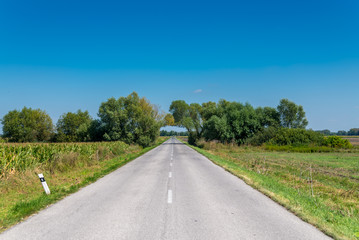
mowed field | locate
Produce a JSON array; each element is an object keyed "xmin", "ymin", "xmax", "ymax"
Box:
[
  {"xmin": 189, "ymin": 142, "xmax": 359, "ymax": 240},
  {"xmin": 343, "ymin": 136, "xmax": 359, "ymax": 146}
]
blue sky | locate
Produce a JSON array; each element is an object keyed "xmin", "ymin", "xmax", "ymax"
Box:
[{"xmin": 0, "ymin": 0, "xmax": 358, "ymax": 132}]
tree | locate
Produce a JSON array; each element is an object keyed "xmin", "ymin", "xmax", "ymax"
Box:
[
  {"xmin": 202, "ymin": 102, "xmax": 262, "ymax": 144},
  {"xmin": 348, "ymin": 128, "xmax": 359, "ymax": 136},
  {"xmin": 164, "ymin": 114, "xmax": 175, "ymax": 126},
  {"xmin": 316, "ymin": 129, "xmax": 332, "ymax": 135},
  {"xmin": 169, "ymin": 100, "xmax": 204, "ymax": 144},
  {"xmin": 160, "ymin": 130, "xmax": 188, "ymax": 136},
  {"xmin": 256, "ymin": 107, "xmax": 280, "ymax": 128},
  {"xmin": 202, "ymin": 115, "xmax": 232, "ymax": 143},
  {"xmin": 201, "ymin": 101, "xmax": 217, "ymax": 121},
  {"xmin": 1, "ymin": 107, "xmax": 53, "ymax": 142},
  {"xmin": 56, "ymin": 110, "xmax": 92, "ymax": 142},
  {"xmin": 98, "ymin": 92, "xmax": 162, "ymax": 147},
  {"xmin": 169, "ymin": 100, "xmax": 189, "ymax": 124},
  {"xmin": 337, "ymin": 130, "xmax": 347, "ymax": 136},
  {"xmin": 277, "ymin": 99, "xmax": 308, "ymax": 129}
]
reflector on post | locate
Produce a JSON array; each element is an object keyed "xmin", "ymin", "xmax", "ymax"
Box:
[{"xmin": 38, "ymin": 173, "xmax": 51, "ymax": 195}]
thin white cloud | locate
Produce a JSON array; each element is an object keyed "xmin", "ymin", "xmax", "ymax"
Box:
[{"xmin": 194, "ymin": 89, "xmax": 202, "ymax": 93}]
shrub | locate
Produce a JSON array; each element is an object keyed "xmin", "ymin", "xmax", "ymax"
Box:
[
  {"xmin": 246, "ymin": 127, "xmax": 277, "ymax": 146},
  {"xmin": 264, "ymin": 145, "xmax": 334, "ymax": 153},
  {"xmin": 188, "ymin": 132, "xmax": 198, "ymax": 145},
  {"xmin": 269, "ymin": 128, "xmax": 325, "ymax": 146},
  {"xmin": 324, "ymin": 136, "xmax": 352, "ymax": 148}
]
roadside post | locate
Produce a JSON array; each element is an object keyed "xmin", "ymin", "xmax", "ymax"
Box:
[{"xmin": 38, "ymin": 173, "xmax": 51, "ymax": 195}]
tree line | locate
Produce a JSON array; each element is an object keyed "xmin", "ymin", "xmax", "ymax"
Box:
[
  {"xmin": 160, "ymin": 130, "xmax": 188, "ymax": 136},
  {"xmin": 0, "ymin": 92, "xmax": 168, "ymax": 147},
  {"xmin": 169, "ymin": 98, "xmax": 309, "ymax": 145},
  {"xmin": 316, "ymin": 128, "xmax": 359, "ymax": 136},
  {"xmin": 2, "ymin": 93, "xmax": 354, "ymax": 148}
]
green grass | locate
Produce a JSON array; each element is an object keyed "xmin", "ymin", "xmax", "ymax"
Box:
[
  {"xmin": 0, "ymin": 137, "xmax": 168, "ymax": 233},
  {"xmin": 182, "ymin": 141, "xmax": 359, "ymax": 240}
]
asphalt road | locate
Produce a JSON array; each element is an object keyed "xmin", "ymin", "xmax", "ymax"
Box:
[{"xmin": 0, "ymin": 138, "xmax": 331, "ymax": 240}]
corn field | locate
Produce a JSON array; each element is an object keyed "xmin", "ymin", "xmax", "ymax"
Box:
[{"xmin": 0, "ymin": 141, "xmax": 137, "ymax": 178}]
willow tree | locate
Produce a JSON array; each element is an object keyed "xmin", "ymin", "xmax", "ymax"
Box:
[{"xmin": 98, "ymin": 92, "xmax": 163, "ymax": 147}]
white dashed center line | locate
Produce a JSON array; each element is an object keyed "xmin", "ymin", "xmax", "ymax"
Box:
[
  {"xmin": 168, "ymin": 190, "xmax": 173, "ymax": 204},
  {"xmin": 169, "ymin": 172, "xmax": 172, "ymax": 178}
]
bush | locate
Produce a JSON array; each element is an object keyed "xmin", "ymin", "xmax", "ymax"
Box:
[
  {"xmin": 246, "ymin": 127, "xmax": 277, "ymax": 146},
  {"xmin": 188, "ymin": 132, "xmax": 198, "ymax": 146},
  {"xmin": 324, "ymin": 136, "xmax": 352, "ymax": 148},
  {"xmin": 269, "ymin": 128, "xmax": 325, "ymax": 146},
  {"xmin": 264, "ymin": 145, "xmax": 334, "ymax": 153}
]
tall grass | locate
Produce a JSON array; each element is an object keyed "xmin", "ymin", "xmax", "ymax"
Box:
[{"xmin": 0, "ymin": 142, "xmax": 133, "ymax": 178}]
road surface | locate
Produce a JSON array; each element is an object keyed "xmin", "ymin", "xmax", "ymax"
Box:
[{"xmin": 0, "ymin": 138, "xmax": 330, "ymax": 240}]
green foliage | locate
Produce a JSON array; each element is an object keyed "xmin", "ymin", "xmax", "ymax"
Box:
[
  {"xmin": 0, "ymin": 141, "xmax": 132, "ymax": 177},
  {"xmin": 269, "ymin": 128, "xmax": 325, "ymax": 146},
  {"xmin": 277, "ymin": 99, "xmax": 308, "ymax": 128},
  {"xmin": 169, "ymin": 100, "xmax": 189, "ymax": 124},
  {"xmin": 87, "ymin": 119, "xmax": 105, "ymax": 142},
  {"xmin": 171, "ymin": 98, "xmax": 310, "ymax": 146},
  {"xmin": 98, "ymin": 92, "xmax": 162, "ymax": 147},
  {"xmin": 169, "ymin": 100, "xmax": 204, "ymax": 137},
  {"xmin": 55, "ymin": 110, "xmax": 92, "ymax": 142},
  {"xmin": 348, "ymin": 128, "xmax": 359, "ymax": 136},
  {"xmin": 264, "ymin": 145, "xmax": 334, "ymax": 153},
  {"xmin": 1, "ymin": 107, "xmax": 53, "ymax": 142},
  {"xmin": 256, "ymin": 107, "xmax": 280, "ymax": 128},
  {"xmin": 163, "ymin": 114, "xmax": 175, "ymax": 126},
  {"xmin": 188, "ymin": 131, "xmax": 199, "ymax": 145},
  {"xmin": 203, "ymin": 102, "xmax": 262, "ymax": 144},
  {"xmin": 203, "ymin": 115, "xmax": 232, "ymax": 143},
  {"xmin": 324, "ymin": 136, "xmax": 352, "ymax": 148},
  {"xmin": 246, "ymin": 127, "xmax": 278, "ymax": 146},
  {"xmin": 160, "ymin": 130, "xmax": 188, "ymax": 136}
]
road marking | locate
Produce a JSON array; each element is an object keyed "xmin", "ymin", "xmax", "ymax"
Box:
[
  {"xmin": 169, "ymin": 172, "xmax": 172, "ymax": 178},
  {"xmin": 168, "ymin": 190, "xmax": 172, "ymax": 203},
  {"xmin": 170, "ymin": 163, "xmax": 172, "ymax": 167}
]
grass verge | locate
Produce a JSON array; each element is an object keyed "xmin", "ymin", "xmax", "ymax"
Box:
[
  {"xmin": 180, "ymin": 140, "xmax": 359, "ymax": 240},
  {"xmin": 0, "ymin": 138, "xmax": 167, "ymax": 233}
]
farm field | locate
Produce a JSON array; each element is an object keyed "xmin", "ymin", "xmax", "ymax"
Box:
[
  {"xmin": 0, "ymin": 138, "xmax": 167, "ymax": 232},
  {"xmin": 342, "ymin": 137, "xmax": 359, "ymax": 146},
  {"xmin": 187, "ymin": 141, "xmax": 359, "ymax": 240}
]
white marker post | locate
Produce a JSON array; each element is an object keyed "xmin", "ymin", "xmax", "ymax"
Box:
[{"xmin": 38, "ymin": 173, "xmax": 51, "ymax": 195}]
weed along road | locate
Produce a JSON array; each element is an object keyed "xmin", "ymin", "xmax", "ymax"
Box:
[{"xmin": 0, "ymin": 138, "xmax": 330, "ymax": 240}]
